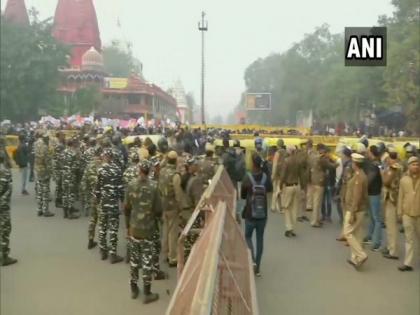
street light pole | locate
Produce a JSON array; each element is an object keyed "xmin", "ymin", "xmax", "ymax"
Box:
[{"xmin": 198, "ymin": 11, "xmax": 208, "ymax": 125}]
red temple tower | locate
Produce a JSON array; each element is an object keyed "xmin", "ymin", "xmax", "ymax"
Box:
[
  {"xmin": 3, "ymin": 0, "xmax": 30, "ymax": 26},
  {"xmin": 52, "ymin": 0, "xmax": 102, "ymax": 68}
]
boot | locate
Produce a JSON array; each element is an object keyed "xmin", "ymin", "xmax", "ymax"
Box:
[
  {"xmin": 154, "ymin": 270, "xmax": 168, "ymax": 280},
  {"xmin": 43, "ymin": 211, "xmax": 55, "ymax": 217},
  {"xmin": 110, "ymin": 254, "xmax": 124, "ymax": 264},
  {"xmin": 88, "ymin": 240, "xmax": 97, "ymax": 250},
  {"xmin": 130, "ymin": 281, "xmax": 139, "ymax": 299},
  {"xmin": 68, "ymin": 208, "xmax": 79, "ymax": 219},
  {"xmin": 100, "ymin": 249, "xmax": 108, "ymax": 261},
  {"xmin": 1, "ymin": 255, "xmax": 18, "ymax": 266},
  {"xmin": 63, "ymin": 208, "xmax": 69, "ymax": 219},
  {"xmin": 37, "ymin": 210, "xmax": 43, "ymax": 217},
  {"xmin": 143, "ymin": 284, "xmax": 159, "ymax": 304}
]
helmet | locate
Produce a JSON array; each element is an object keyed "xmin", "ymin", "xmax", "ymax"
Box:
[
  {"xmin": 377, "ymin": 142, "xmax": 386, "ymax": 154},
  {"xmin": 233, "ymin": 139, "xmax": 241, "ymax": 148},
  {"xmin": 277, "ymin": 139, "xmax": 285, "ymax": 148},
  {"xmin": 111, "ymin": 135, "xmax": 121, "ymax": 146},
  {"xmin": 359, "ymin": 135, "xmax": 369, "ymax": 148}
]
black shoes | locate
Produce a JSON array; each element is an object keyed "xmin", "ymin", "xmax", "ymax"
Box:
[
  {"xmin": 285, "ymin": 230, "xmax": 296, "ymax": 237},
  {"xmin": 43, "ymin": 212, "xmax": 55, "ymax": 217},
  {"xmin": 110, "ymin": 254, "xmax": 124, "ymax": 264},
  {"xmin": 154, "ymin": 270, "xmax": 168, "ymax": 280},
  {"xmin": 130, "ymin": 282, "xmax": 139, "ymax": 299},
  {"xmin": 168, "ymin": 261, "xmax": 177, "ymax": 268},
  {"xmin": 100, "ymin": 250, "xmax": 108, "ymax": 261},
  {"xmin": 143, "ymin": 284, "xmax": 159, "ymax": 304},
  {"xmin": 398, "ymin": 265, "xmax": 413, "ymax": 272},
  {"xmin": 383, "ymin": 253, "xmax": 398, "ymax": 260},
  {"xmin": 1, "ymin": 256, "xmax": 18, "ymax": 266},
  {"xmin": 37, "ymin": 211, "xmax": 43, "ymax": 216},
  {"xmin": 88, "ymin": 240, "xmax": 97, "ymax": 250}
]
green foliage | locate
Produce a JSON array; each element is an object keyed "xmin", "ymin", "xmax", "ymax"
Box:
[
  {"xmin": 0, "ymin": 9, "xmax": 69, "ymax": 122},
  {"xmin": 102, "ymin": 40, "xmax": 143, "ymax": 77},
  {"xmin": 240, "ymin": 0, "xmax": 420, "ymax": 133}
]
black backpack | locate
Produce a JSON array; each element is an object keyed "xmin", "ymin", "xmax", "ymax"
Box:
[{"xmin": 248, "ymin": 172, "xmax": 267, "ymax": 219}]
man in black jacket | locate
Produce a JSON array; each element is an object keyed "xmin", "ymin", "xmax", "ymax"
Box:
[
  {"xmin": 241, "ymin": 153, "xmax": 273, "ymax": 277},
  {"xmin": 13, "ymin": 134, "xmax": 29, "ymax": 195}
]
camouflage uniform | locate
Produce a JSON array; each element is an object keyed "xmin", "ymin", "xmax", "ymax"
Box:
[
  {"xmin": 62, "ymin": 146, "xmax": 80, "ymax": 217},
  {"xmin": 111, "ymin": 146, "xmax": 125, "ymax": 172},
  {"xmin": 124, "ymin": 175, "xmax": 161, "ymax": 290},
  {"xmin": 0, "ymin": 161, "xmax": 12, "ymax": 258},
  {"xmin": 182, "ymin": 172, "xmax": 204, "ymax": 261},
  {"xmin": 95, "ymin": 159, "xmax": 123, "ymax": 256},
  {"xmin": 34, "ymin": 138, "xmax": 51, "ymax": 215},
  {"xmin": 82, "ymin": 157, "xmax": 102, "ymax": 241},
  {"xmin": 52, "ymin": 143, "xmax": 65, "ymax": 207},
  {"xmin": 80, "ymin": 146, "xmax": 96, "ymax": 216}
]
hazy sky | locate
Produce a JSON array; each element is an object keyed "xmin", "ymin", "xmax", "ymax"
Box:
[{"xmin": 2, "ymin": 0, "xmax": 395, "ymax": 118}]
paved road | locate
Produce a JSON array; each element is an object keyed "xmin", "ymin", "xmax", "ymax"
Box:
[{"xmin": 1, "ymin": 171, "xmax": 419, "ymax": 315}]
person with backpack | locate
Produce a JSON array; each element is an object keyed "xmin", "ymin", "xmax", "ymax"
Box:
[
  {"xmin": 13, "ymin": 134, "xmax": 30, "ymax": 195},
  {"xmin": 241, "ymin": 153, "xmax": 272, "ymax": 277}
]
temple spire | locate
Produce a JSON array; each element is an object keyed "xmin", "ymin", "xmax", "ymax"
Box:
[
  {"xmin": 52, "ymin": 0, "xmax": 102, "ymax": 68},
  {"xmin": 3, "ymin": 0, "xmax": 30, "ymax": 26}
]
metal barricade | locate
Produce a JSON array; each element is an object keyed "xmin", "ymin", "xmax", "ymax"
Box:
[{"xmin": 166, "ymin": 167, "xmax": 259, "ymax": 315}]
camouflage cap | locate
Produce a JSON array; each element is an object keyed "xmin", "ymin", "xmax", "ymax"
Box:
[
  {"xmin": 408, "ymin": 156, "xmax": 419, "ymax": 165},
  {"xmin": 139, "ymin": 159, "xmax": 151, "ymax": 172},
  {"xmin": 129, "ymin": 152, "xmax": 139, "ymax": 162}
]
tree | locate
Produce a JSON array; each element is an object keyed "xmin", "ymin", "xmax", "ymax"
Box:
[
  {"xmin": 102, "ymin": 40, "xmax": 143, "ymax": 77},
  {"xmin": 0, "ymin": 8, "xmax": 69, "ymax": 122}
]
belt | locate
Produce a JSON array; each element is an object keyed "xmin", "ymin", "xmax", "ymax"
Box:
[{"xmin": 285, "ymin": 183, "xmax": 298, "ymax": 187}]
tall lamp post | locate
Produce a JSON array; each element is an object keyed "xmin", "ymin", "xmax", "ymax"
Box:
[{"xmin": 198, "ymin": 11, "xmax": 208, "ymax": 125}]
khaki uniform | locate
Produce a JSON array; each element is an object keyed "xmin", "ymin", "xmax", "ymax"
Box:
[
  {"xmin": 343, "ymin": 170, "xmax": 369, "ymax": 265},
  {"xmin": 159, "ymin": 164, "xmax": 183, "ymax": 264},
  {"xmin": 397, "ymin": 173, "xmax": 420, "ymax": 267},
  {"xmin": 309, "ymin": 154, "xmax": 334, "ymax": 226},
  {"xmin": 280, "ymin": 154, "xmax": 301, "ymax": 232},
  {"xmin": 382, "ymin": 167, "xmax": 402, "ymax": 256},
  {"xmin": 271, "ymin": 149, "xmax": 287, "ymax": 213}
]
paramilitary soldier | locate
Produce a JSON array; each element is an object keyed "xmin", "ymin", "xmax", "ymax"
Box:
[
  {"xmin": 82, "ymin": 146, "xmax": 103, "ymax": 250},
  {"xmin": 125, "ymin": 160, "xmax": 161, "ymax": 303},
  {"xmin": 181, "ymin": 157, "xmax": 204, "ymax": 261},
  {"xmin": 34, "ymin": 133, "xmax": 54, "ymax": 217},
  {"xmin": 95, "ymin": 148, "xmax": 124, "ymax": 264},
  {"xmin": 52, "ymin": 132, "xmax": 66, "ymax": 208},
  {"xmin": 0, "ymin": 151, "xmax": 17, "ymax": 266},
  {"xmin": 62, "ymin": 138, "xmax": 80, "ymax": 219}
]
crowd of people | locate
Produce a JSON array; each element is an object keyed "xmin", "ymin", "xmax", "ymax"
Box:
[{"xmin": 0, "ymin": 126, "xmax": 419, "ymax": 305}]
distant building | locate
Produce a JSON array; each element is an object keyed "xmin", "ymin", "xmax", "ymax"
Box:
[
  {"xmin": 168, "ymin": 80, "xmax": 191, "ymax": 124},
  {"xmin": 3, "ymin": 0, "xmax": 29, "ymax": 26},
  {"xmin": 51, "ymin": 0, "xmax": 177, "ymax": 120}
]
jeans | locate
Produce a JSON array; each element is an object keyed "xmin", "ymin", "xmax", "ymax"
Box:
[
  {"xmin": 20, "ymin": 167, "xmax": 28, "ymax": 192},
  {"xmin": 245, "ymin": 218, "xmax": 267, "ymax": 271},
  {"xmin": 367, "ymin": 195, "xmax": 382, "ymax": 247},
  {"xmin": 321, "ymin": 186, "xmax": 333, "ymax": 220}
]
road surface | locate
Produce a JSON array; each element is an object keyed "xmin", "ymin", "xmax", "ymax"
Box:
[{"xmin": 1, "ymin": 170, "xmax": 419, "ymax": 315}]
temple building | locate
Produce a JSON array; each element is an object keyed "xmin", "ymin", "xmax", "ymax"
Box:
[
  {"xmin": 3, "ymin": 0, "xmax": 29, "ymax": 25},
  {"xmin": 3, "ymin": 0, "xmax": 177, "ymax": 121}
]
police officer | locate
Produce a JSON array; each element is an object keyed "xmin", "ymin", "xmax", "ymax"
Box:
[
  {"xmin": 34, "ymin": 133, "xmax": 54, "ymax": 217},
  {"xmin": 95, "ymin": 148, "xmax": 124, "ymax": 264},
  {"xmin": 343, "ymin": 153, "xmax": 369, "ymax": 270},
  {"xmin": 80, "ymin": 137, "xmax": 97, "ymax": 216},
  {"xmin": 381, "ymin": 152, "xmax": 402, "ymax": 259},
  {"xmin": 397, "ymin": 156, "xmax": 420, "ymax": 272},
  {"xmin": 280, "ymin": 146, "xmax": 302, "ymax": 237},
  {"xmin": 52, "ymin": 132, "xmax": 66, "ymax": 208},
  {"xmin": 159, "ymin": 151, "xmax": 183, "ymax": 267},
  {"xmin": 200, "ymin": 143, "xmax": 218, "ymax": 186},
  {"xmin": 62, "ymin": 138, "xmax": 80, "ymax": 219},
  {"xmin": 271, "ymin": 139, "xmax": 286, "ymax": 213},
  {"xmin": 123, "ymin": 152, "xmax": 140, "ymax": 189},
  {"xmin": 0, "ymin": 151, "xmax": 17, "ymax": 266},
  {"xmin": 82, "ymin": 147, "xmax": 102, "ymax": 250},
  {"xmin": 125, "ymin": 160, "xmax": 161, "ymax": 303}
]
